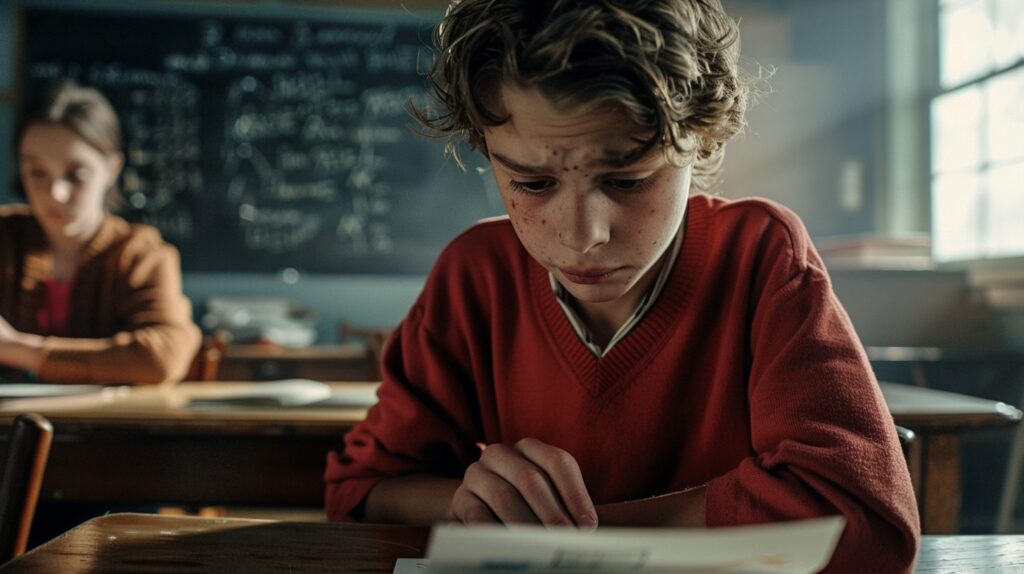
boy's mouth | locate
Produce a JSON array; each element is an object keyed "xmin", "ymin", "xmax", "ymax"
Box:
[{"xmin": 560, "ymin": 267, "xmax": 617, "ymax": 285}]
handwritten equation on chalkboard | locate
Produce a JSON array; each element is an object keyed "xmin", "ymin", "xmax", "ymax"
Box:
[{"xmin": 22, "ymin": 8, "xmax": 500, "ymax": 274}]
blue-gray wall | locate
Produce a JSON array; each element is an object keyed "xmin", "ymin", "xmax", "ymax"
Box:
[{"xmin": 0, "ymin": 0, "xmax": 943, "ymax": 345}]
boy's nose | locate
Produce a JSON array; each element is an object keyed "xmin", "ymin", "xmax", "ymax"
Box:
[{"xmin": 558, "ymin": 192, "xmax": 610, "ymax": 254}]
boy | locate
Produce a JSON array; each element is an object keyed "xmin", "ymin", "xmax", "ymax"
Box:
[{"xmin": 326, "ymin": 1, "xmax": 919, "ymax": 571}]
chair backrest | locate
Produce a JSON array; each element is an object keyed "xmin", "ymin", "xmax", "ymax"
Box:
[
  {"xmin": 0, "ymin": 414, "xmax": 53, "ymax": 563},
  {"xmin": 186, "ymin": 332, "xmax": 230, "ymax": 382},
  {"xmin": 895, "ymin": 425, "xmax": 916, "ymax": 462}
]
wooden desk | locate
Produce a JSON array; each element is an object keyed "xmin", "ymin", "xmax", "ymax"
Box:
[
  {"xmin": 2, "ymin": 513, "xmax": 1021, "ymax": 573},
  {"xmin": 0, "ymin": 382, "xmax": 376, "ymax": 506},
  {"xmin": 0, "ymin": 381, "xmax": 1015, "ymax": 533},
  {"xmin": 882, "ymin": 382, "xmax": 1023, "ymax": 535},
  {"xmin": 220, "ymin": 344, "xmax": 373, "ymax": 381},
  {"xmin": 869, "ymin": 346, "xmax": 1024, "ymax": 534}
]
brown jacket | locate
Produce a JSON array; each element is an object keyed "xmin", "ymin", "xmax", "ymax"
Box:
[{"xmin": 0, "ymin": 204, "xmax": 200, "ymax": 384}]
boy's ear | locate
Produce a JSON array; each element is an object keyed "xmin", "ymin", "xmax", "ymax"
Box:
[{"xmin": 106, "ymin": 152, "xmax": 125, "ymax": 186}]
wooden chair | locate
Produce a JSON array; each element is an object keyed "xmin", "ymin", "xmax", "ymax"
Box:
[
  {"xmin": 896, "ymin": 425, "xmax": 916, "ymax": 461},
  {"xmin": 0, "ymin": 414, "xmax": 53, "ymax": 563},
  {"xmin": 895, "ymin": 424, "xmax": 923, "ymax": 510},
  {"xmin": 185, "ymin": 331, "xmax": 230, "ymax": 382}
]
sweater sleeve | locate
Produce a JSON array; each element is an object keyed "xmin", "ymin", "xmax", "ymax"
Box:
[
  {"xmin": 704, "ymin": 215, "xmax": 920, "ymax": 573},
  {"xmin": 36, "ymin": 241, "xmax": 201, "ymax": 385},
  {"xmin": 324, "ymin": 302, "xmax": 483, "ymax": 522}
]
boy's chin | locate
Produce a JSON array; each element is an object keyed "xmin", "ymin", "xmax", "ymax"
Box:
[{"xmin": 561, "ymin": 283, "xmax": 630, "ymax": 305}]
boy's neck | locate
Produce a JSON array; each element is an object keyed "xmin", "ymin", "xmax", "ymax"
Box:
[
  {"xmin": 573, "ymin": 209, "xmax": 687, "ymax": 349},
  {"xmin": 571, "ymin": 250, "xmax": 668, "ymax": 348}
]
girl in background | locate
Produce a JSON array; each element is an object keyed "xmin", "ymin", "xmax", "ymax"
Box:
[{"xmin": 0, "ymin": 80, "xmax": 199, "ymax": 384}]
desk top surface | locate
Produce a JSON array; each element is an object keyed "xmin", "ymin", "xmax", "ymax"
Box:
[
  {"xmin": 224, "ymin": 344, "xmax": 366, "ymax": 360},
  {"xmin": 881, "ymin": 381, "xmax": 1022, "ymax": 430},
  {"xmin": 1, "ymin": 513, "xmax": 1019, "ymax": 573},
  {"xmin": 0, "ymin": 382, "xmax": 378, "ymax": 433},
  {"xmin": 867, "ymin": 345, "xmax": 1024, "ymax": 363},
  {"xmin": 1, "ymin": 381, "xmax": 1018, "ymax": 434}
]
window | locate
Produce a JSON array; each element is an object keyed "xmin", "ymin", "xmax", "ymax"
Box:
[{"xmin": 931, "ymin": 0, "xmax": 1024, "ymax": 261}]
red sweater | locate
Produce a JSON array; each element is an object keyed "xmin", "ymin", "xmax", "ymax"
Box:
[{"xmin": 325, "ymin": 195, "xmax": 920, "ymax": 573}]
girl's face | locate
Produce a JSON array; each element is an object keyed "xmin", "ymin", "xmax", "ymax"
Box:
[
  {"xmin": 483, "ymin": 84, "xmax": 692, "ymax": 322},
  {"xmin": 19, "ymin": 123, "xmax": 121, "ymax": 246}
]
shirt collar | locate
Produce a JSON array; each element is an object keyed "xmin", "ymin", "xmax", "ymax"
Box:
[{"xmin": 549, "ymin": 220, "xmax": 686, "ymax": 357}]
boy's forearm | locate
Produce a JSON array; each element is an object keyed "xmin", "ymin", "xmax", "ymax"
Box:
[
  {"xmin": 596, "ymin": 485, "xmax": 707, "ymax": 527},
  {"xmin": 363, "ymin": 474, "xmax": 462, "ymax": 525}
]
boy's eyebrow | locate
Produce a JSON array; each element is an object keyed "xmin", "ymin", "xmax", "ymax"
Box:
[
  {"xmin": 491, "ymin": 146, "xmax": 652, "ymax": 174},
  {"xmin": 490, "ymin": 153, "xmax": 548, "ymax": 175}
]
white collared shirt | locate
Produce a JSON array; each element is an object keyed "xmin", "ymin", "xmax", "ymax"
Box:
[{"xmin": 549, "ymin": 225, "xmax": 685, "ymax": 357}]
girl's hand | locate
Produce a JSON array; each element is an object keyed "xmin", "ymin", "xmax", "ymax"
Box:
[
  {"xmin": 447, "ymin": 437, "xmax": 598, "ymax": 527},
  {"xmin": 0, "ymin": 315, "xmax": 45, "ymax": 371},
  {"xmin": 0, "ymin": 314, "xmax": 19, "ymax": 345}
]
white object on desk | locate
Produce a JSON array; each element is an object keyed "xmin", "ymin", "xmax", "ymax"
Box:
[
  {"xmin": 186, "ymin": 379, "xmax": 379, "ymax": 409},
  {"xmin": 0, "ymin": 384, "xmax": 107, "ymax": 399},
  {"xmin": 412, "ymin": 516, "xmax": 845, "ymax": 573},
  {"xmin": 0, "ymin": 384, "xmax": 124, "ymax": 410},
  {"xmin": 187, "ymin": 379, "xmax": 333, "ymax": 408}
]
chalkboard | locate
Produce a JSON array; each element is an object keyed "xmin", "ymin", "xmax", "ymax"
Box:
[{"xmin": 21, "ymin": 6, "xmax": 502, "ymax": 274}]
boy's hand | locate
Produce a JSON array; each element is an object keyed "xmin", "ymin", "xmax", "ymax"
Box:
[{"xmin": 447, "ymin": 437, "xmax": 598, "ymax": 527}]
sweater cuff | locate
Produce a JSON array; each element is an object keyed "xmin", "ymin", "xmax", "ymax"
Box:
[
  {"xmin": 325, "ymin": 476, "xmax": 383, "ymax": 522},
  {"xmin": 704, "ymin": 473, "xmax": 740, "ymax": 527}
]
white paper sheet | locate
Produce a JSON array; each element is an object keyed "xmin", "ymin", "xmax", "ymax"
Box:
[
  {"xmin": 397, "ymin": 516, "xmax": 844, "ymax": 574},
  {"xmin": 0, "ymin": 384, "xmax": 123, "ymax": 410},
  {"xmin": 187, "ymin": 379, "xmax": 333, "ymax": 408},
  {"xmin": 0, "ymin": 383, "xmax": 108, "ymax": 399}
]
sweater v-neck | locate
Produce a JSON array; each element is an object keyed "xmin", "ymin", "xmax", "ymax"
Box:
[{"xmin": 529, "ymin": 196, "xmax": 711, "ymax": 397}]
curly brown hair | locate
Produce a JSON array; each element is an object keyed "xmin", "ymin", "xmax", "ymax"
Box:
[{"xmin": 412, "ymin": 0, "xmax": 750, "ymax": 192}]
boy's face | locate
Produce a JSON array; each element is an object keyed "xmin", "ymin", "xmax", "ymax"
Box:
[{"xmin": 484, "ymin": 84, "xmax": 691, "ymax": 320}]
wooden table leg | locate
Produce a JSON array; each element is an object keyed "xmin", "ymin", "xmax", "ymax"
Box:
[{"xmin": 919, "ymin": 433, "xmax": 961, "ymax": 534}]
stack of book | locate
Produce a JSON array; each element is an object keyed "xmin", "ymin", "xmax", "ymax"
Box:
[{"xmin": 816, "ymin": 233, "xmax": 933, "ymax": 270}]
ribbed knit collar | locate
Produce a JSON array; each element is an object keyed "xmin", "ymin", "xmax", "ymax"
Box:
[{"xmin": 530, "ymin": 195, "xmax": 711, "ymax": 397}]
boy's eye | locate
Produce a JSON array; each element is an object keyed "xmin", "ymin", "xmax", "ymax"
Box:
[
  {"xmin": 508, "ymin": 179, "xmax": 554, "ymax": 194},
  {"xmin": 69, "ymin": 170, "xmax": 91, "ymax": 184},
  {"xmin": 605, "ymin": 177, "xmax": 650, "ymax": 192}
]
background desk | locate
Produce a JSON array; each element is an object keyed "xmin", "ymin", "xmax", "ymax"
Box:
[
  {"xmin": 2, "ymin": 513, "xmax": 1021, "ymax": 573},
  {"xmin": 869, "ymin": 346, "xmax": 1024, "ymax": 533},
  {"xmin": 0, "ymin": 382, "xmax": 374, "ymax": 507},
  {"xmin": 219, "ymin": 344, "xmax": 373, "ymax": 381},
  {"xmin": 882, "ymin": 382, "xmax": 1022, "ymax": 534}
]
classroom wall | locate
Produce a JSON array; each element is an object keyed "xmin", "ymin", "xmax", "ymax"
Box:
[
  {"xmin": 721, "ymin": 0, "xmax": 890, "ymax": 237},
  {"xmin": 0, "ymin": 0, "xmax": 972, "ymax": 347}
]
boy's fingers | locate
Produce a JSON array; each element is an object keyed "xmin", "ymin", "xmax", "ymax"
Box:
[
  {"xmin": 515, "ymin": 438, "xmax": 597, "ymax": 528},
  {"xmin": 478, "ymin": 443, "xmax": 574, "ymax": 526},
  {"xmin": 451, "ymin": 486, "xmax": 500, "ymax": 524},
  {"xmin": 464, "ymin": 460, "xmax": 540, "ymax": 524}
]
